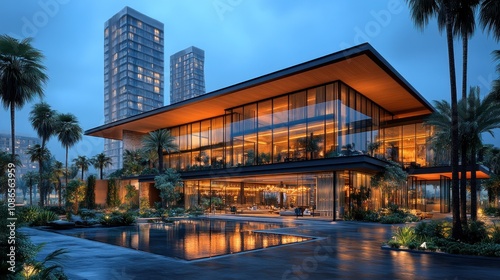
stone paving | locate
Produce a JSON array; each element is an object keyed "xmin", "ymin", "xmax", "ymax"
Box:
[{"xmin": 21, "ymin": 214, "xmax": 500, "ymax": 280}]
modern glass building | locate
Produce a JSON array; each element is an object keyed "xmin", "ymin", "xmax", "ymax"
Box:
[
  {"xmin": 170, "ymin": 46, "xmax": 206, "ymax": 104},
  {"xmin": 103, "ymin": 6, "xmax": 164, "ymax": 171},
  {"xmin": 87, "ymin": 43, "xmax": 489, "ymax": 219}
]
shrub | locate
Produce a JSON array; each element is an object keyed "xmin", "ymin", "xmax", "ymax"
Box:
[
  {"xmin": 490, "ymin": 223, "xmax": 500, "ymax": 244},
  {"xmin": 18, "ymin": 206, "xmax": 42, "ymax": 225},
  {"xmin": 463, "ymin": 220, "xmax": 488, "ymax": 244},
  {"xmin": 415, "ymin": 220, "xmax": 448, "ymax": 239},
  {"xmin": 31, "ymin": 210, "xmax": 58, "ymax": 226},
  {"xmin": 100, "ymin": 211, "xmax": 136, "ymax": 226},
  {"xmin": 392, "ymin": 226, "xmax": 417, "ymax": 247},
  {"xmin": 78, "ymin": 208, "xmax": 98, "ymax": 220},
  {"xmin": 387, "ymin": 239, "xmax": 400, "ymax": 248},
  {"xmin": 483, "ymin": 206, "xmax": 500, "ymax": 217},
  {"xmin": 17, "ymin": 206, "xmax": 58, "ymax": 226}
]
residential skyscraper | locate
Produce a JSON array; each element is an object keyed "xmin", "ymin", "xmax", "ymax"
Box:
[
  {"xmin": 103, "ymin": 6, "xmax": 164, "ymax": 172},
  {"xmin": 0, "ymin": 133, "xmax": 40, "ymax": 178},
  {"xmin": 170, "ymin": 46, "xmax": 205, "ymax": 104}
]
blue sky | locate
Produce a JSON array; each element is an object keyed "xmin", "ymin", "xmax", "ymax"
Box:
[{"xmin": 1, "ymin": 0, "xmax": 499, "ymax": 164}]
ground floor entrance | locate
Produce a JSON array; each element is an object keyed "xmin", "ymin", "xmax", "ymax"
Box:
[{"xmin": 182, "ymin": 171, "xmax": 388, "ymax": 220}]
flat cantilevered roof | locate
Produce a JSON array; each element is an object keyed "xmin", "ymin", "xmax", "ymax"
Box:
[{"xmin": 86, "ymin": 43, "xmax": 434, "ymax": 140}]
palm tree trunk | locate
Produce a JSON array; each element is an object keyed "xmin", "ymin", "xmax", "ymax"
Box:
[
  {"xmin": 158, "ymin": 146, "xmax": 163, "ymax": 174},
  {"xmin": 29, "ymin": 184, "xmax": 33, "ymax": 205},
  {"xmin": 65, "ymin": 146, "xmax": 69, "ymax": 204},
  {"xmin": 444, "ymin": 0, "xmax": 463, "ymax": 240},
  {"xmin": 470, "ymin": 145, "xmax": 478, "ymax": 221},
  {"xmin": 460, "ymin": 143, "xmax": 468, "ymax": 224},
  {"xmin": 9, "ymin": 103, "xmax": 15, "ymax": 162},
  {"xmin": 39, "ymin": 141, "xmax": 45, "ymax": 207},
  {"xmin": 100, "ymin": 166, "xmax": 103, "ymax": 180},
  {"xmin": 9, "ymin": 103, "xmax": 15, "ymax": 201},
  {"xmin": 460, "ymin": 30, "xmax": 469, "ymax": 225},
  {"xmin": 58, "ymin": 179, "xmax": 62, "ymax": 207}
]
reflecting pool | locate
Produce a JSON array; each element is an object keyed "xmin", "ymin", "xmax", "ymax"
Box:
[{"xmin": 57, "ymin": 219, "xmax": 311, "ymax": 260}]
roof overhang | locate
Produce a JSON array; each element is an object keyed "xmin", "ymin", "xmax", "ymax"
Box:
[
  {"xmin": 408, "ymin": 165, "xmax": 490, "ymax": 181},
  {"xmin": 86, "ymin": 43, "xmax": 434, "ymax": 140}
]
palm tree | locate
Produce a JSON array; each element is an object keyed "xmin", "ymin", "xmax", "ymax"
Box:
[
  {"xmin": 23, "ymin": 171, "xmax": 38, "ymax": 205},
  {"xmin": 142, "ymin": 129, "xmax": 178, "ymax": 174},
  {"xmin": 29, "ymin": 102, "xmax": 57, "ymax": 206},
  {"xmin": 461, "ymin": 87, "xmax": 500, "ymax": 220},
  {"xmin": 123, "ymin": 149, "xmax": 145, "ymax": 176},
  {"xmin": 0, "ymin": 35, "xmax": 48, "ymax": 162},
  {"xmin": 90, "ymin": 152, "xmax": 112, "ymax": 179},
  {"xmin": 26, "ymin": 144, "xmax": 50, "ymax": 206},
  {"xmin": 427, "ymin": 89, "xmax": 500, "ymax": 219},
  {"xmin": 450, "ymin": 0, "xmax": 479, "ymax": 225},
  {"xmin": 55, "ymin": 113, "xmax": 82, "ymax": 189},
  {"xmin": 73, "ymin": 155, "xmax": 90, "ymax": 181},
  {"xmin": 406, "ymin": 0, "xmax": 462, "ymax": 239},
  {"xmin": 479, "ymin": 0, "xmax": 500, "ymax": 41}
]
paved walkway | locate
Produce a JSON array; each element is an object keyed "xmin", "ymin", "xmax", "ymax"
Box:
[{"xmin": 21, "ymin": 215, "xmax": 500, "ymax": 280}]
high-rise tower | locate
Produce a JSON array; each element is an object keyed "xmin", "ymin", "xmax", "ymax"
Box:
[
  {"xmin": 170, "ymin": 46, "xmax": 205, "ymax": 104},
  {"xmin": 103, "ymin": 6, "xmax": 164, "ymax": 172}
]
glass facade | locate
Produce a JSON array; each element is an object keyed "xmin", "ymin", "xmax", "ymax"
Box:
[
  {"xmin": 104, "ymin": 7, "xmax": 164, "ymax": 171},
  {"xmin": 155, "ymin": 81, "xmax": 434, "ymax": 218},
  {"xmin": 163, "ymin": 81, "xmax": 431, "ymax": 170}
]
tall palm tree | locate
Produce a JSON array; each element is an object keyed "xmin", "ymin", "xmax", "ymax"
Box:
[
  {"xmin": 450, "ymin": 0, "xmax": 479, "ymax": 224},
  {"xmin": 56, "ymin": 113, "xmax": 82, "ymax": 189},
  {"xmin": 22, "ymin": 171, "xmax": 38, "ymax": 205},
  {"xmin": 90, "ymin": 152, "xmax": 112, "ymax": 180},
  {"xmin": 29, "ymin": 102, "xmax": 57, "ymax": 206},
  {"xmin": 142, "ymin": 129, "xmax": 178, "ymax": 174},
  {"xmin": 26, "ymin": 144, "xmax": 50, "ymax": 206},
  {"xmin": 461, "ymin": 87, "xmax": 500, "ymax": 220},
  {"xmin": 407, "ymin": 0, "xmax": 462, "ymax": 239},
  {"xmin": 73, "ymin": 155, "xmax": 90, "ymax": 181},
  {"xmin": 0, "ymin": 35, "xmax": 48, "ymax": 162}
]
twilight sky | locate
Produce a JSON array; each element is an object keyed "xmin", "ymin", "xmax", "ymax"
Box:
[{"xmin": 0, "ymin": 0, "xmax": 499, "ymax": 164}]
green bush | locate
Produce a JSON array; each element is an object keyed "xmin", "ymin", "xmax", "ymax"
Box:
[
  {"xmin": 17, "ymin": 206, "xmax": 58, "ymax": 226},
  {"xmin": 392, "ymin": 226, "xmax": 417, "ymax": 247},
  {"xmin": 407, "ymin": 240, "xmax": 420, "ymax": 250},
  {"xmin": 17, "ymin": 205, "xmax": 41, "ymax": 225},
  {"xmin": 78, "ymin": 208, "xmax": 97, "ymax": 220},
  {"xmin": 463, "ymin": 220, "xmax": 488, "ymax": 244},
  {"xmin": 100, "ymin": 211, "xmax": 136, "ymax": 226},
  {"xmin": 387, "ymin": 239, "xmax": 400, "ymax": 248},
  {"xmin": 415, "ymin": 220, "xmax": 449, "ymax": 239},
  {"xmin": 31, "ymin": 210, "xmax": 58, "ymax": 226},
  {"xmin": 483, "ymin": 207, "xmax": 500, "ymax": 217},
  {"xmin": 490, "ymin": 223, "xmax": 500, "ymax": 244}
]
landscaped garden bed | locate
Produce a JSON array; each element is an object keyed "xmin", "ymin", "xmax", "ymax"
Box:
[{"xmin": 384, "ymin": 218, "xmax": 500, "ymax": 258}]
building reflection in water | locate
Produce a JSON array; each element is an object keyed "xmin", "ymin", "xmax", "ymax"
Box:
[{"xmin": 69, "ymin": 219, "xmax": 310, "ymax": 260}]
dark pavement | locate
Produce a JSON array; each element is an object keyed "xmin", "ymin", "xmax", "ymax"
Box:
[{"xmin": 20, "ymin": 215, "xmax": 500, "ymax": 280}]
